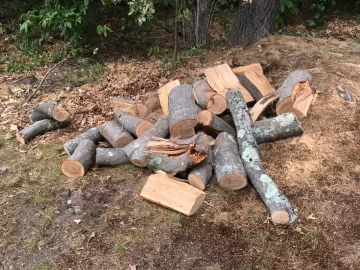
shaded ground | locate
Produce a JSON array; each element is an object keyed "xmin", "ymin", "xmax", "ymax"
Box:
[{"xmin": 0, "ymin": 35, "xmax": 359, "ymax": 270}]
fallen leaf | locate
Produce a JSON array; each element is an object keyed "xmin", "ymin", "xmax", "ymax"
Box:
[{"xmin": 74, "ymin": 219, "xmax": 82, "ymax": 224}]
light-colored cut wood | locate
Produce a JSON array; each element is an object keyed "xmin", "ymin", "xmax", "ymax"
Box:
[
  {"xmin": 249, "ymin": 93, "xmax": 279, "ymax": 122},
  {"xmin": 291, "ymin": 81, "xmax": 314, "ymax": 119},
  {"xmin": 204, "ymin": 63, "xmax": 254, "ymax": 103},
  {"xmin": 232, "ymin": 63, "xmax": 262, "ymax": 73},
  {"xmin": 158, "ymin": 80, "xmax": 181, "ymax": 115},
  {"xmin": 111, "ymin": 97, "xmax": 148, "ymax": 118},
  {"xmin": 140, "ymin": 174, "xmax": 206, "ymax": 216}
]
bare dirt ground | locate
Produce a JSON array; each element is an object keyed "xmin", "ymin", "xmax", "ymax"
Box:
[{"xmin": 0, "ymin": 34, "xmax": 359, "ymax": 270}]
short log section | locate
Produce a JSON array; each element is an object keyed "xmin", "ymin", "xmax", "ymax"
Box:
[
  {"xmin": 63, "ymin": 127, "xmax": 103, "ymax": 155},
  {"xmin": 188, "ymin": 162, "xmax": 213, "ymax": 191},
  {"xmin": 61, "ymin": 139, "xmax": 96, "ymax": 177},
  {"xmin": 96, "ymin": 148, "xmax": 129, "ymax": 167},
  {"xmin": 30, "ymin": 102, "xmax": 69, "ymax": 123},
  {"xmin": 197, "ymin": 110, "xmax": 235, "ymax": 137},
  {"xmin": 193, "ymin": 80, "xmax": 227, "ymax": 114},
  {"xmin": 114, "ymin": 109, "xmax": 152, "ymax": 137},
  {"xmin": 98, "ymin": 120, "xmax": 134, "ymax": 148},
  {"xmin": 111, "ymin": 97, "xmax": 148, "ymax": 118},
  {"xmin": 158, "ymin": 80, "xmax": 180, "ymax": 115}
]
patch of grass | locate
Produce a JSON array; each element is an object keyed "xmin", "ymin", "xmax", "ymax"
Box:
[
  {"xmin": 115, "ymin": 234, "xmax": 131, "ymax": 255},
  {"xmin": 169, "ymin": 212, "xmax": 182, "ymax": 227},
  {"xmin": 33, "ymin": 193, "xmax": 53, "ymax": 206},
  {"xmin": 26, "ymin": 236, "xmax": 38, "ymax": 250},
  {"xmin": 68, "ymin": 62, "xmax": 105, "ymax": 86},
  {"xmin": 34, "ymin": 262, "xmax": 54, "ymax": 270},
  {"xmin": 182, "ymin": 48, "xmax": 204, "ymax": 56},
  {"xmin": 302, "ymin": 229, "xmax": 320, "ymax": 250},
  {"xmin": 38, "ymin": 209, "xmax": 54, "ymax": 228}
]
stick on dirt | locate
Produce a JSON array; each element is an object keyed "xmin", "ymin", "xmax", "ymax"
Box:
[
  {"xmin": 63, "ymin": 127, "xmax": 104, "ymax": 155},
  {"xmin": 114, "ymin": 109, "xmax": 152, "ymax": 137},
  {"xmin": 30, "ymin": 102, "xmax": 70, "ymax": 123},
  {"xmin": 193, "ymin": 80, "xmax": 227, "ymax": 114},
  {"xmin": 98, "ymin": 120, "xmax": 134, "ymax": 148}
]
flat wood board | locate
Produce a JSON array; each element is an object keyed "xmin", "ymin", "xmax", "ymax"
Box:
[
  {"xmin": 140, "ymin": 174, "xmax": 206, "ymax": 216},
  {"xmin": 249, "ymin": 93, "xmax": 279, "ymax": 122},
  {"xmin": 204, "ymin": 63, "xmax": 254, "ymax": 103},
  {"xmin": 158, "ymin": 80, "xmax": 180, "ymax": 115}
]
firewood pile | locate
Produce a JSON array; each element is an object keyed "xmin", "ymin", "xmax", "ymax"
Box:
[{"xmin": 16, "ymin": 63, "xmax": 316, "ymax": 225}]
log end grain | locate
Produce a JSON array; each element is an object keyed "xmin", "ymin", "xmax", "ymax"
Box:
[
  {"xmin": 197, "ymin": 110, "xmax": 212, "ymax": 125},
  {"xmin": 135, "ymin": 121, "xmax": 153, "ymax": 137},
  {"xmin": 135, "ymin": 103, "xmax": 148, "ymax": 118},
  {"xmin": 188, "ymin": 174, "xmax": 207, "ymax": 191},
  {"xmin": 171, "ymin": 119, "xmax": 197, "ymax": 139},
  {"xmin": 61, "ymin": 160, "xmax": 85, "ymax": 177},
  {"xmin": 275, "ymin": 96, "xmax": 293, "ymax": 115},
  {"xmin": 52, "ymin": 106, "xmax": 70, "ymax": 122},
  {"xmin": 16, "ymin": 132, "xmax": 25, "ymax": 144},
  {"xmin": 271, "ymin": 211, "xmax": 290, "ymax": 225},
  {"xmin": 131, "ymin": 158, "xmax": 147, "ymax": 167},
  {"xmin": 114, "ymin": 135, "xmax": 134, "ymax": 148},
  {"xmin": 207, "ymin": 94, "xmax": 227, "ymax": 115},
  {"xmin": 219, "ymin": 173, "xmax": 247, "ymax": 190}
]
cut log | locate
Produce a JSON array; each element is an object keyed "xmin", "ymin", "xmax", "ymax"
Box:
[
  {"xmin": 219, "ymin": 113, "xmax": 235, "ymax": 128},
  {"xmin": 16, "ymin": 119, "xmax": 69, "ymax": 144},
  {"xmin": 188, "ymin": 162, "xmax": 213, "ymax": 191},
  {"xmin": 275, "ymin": 70, "xmax": 313, "ymax": 118},
  {"xmin": 63, "ymin": 127, "xmax": 103, "ymax": 155},
  {"xmin": 158, "ymin": 80, "xmax": 180, "ymax": 115},
  {"xmin": 111, "ymin": 97, "xmax": 148, "ymax": 118},
  {"xmin": 30, "ymin": 102, "xmax": 69, "ymax": 123},
  {"xmin": 61, "ymin": 139, "xmax": 95, "ymax": 177},
  {"xmin": 140, "ymin": 173, "xmax": 206, "ymax": 216},
  {"xmin": 226, "ymin": 89, "xmax": 298, "ymax": 225},
  {"xmin": 95, "ymin": 148, "xmax": 129, "ymax": 167},
  {"xmin": 291, "ymin": 81, "xmax": 314, "ymax": 119},
  {"xmin": 233, "ymin": 63, "xmax": 275, "ymax": 101},
  {"xmin": 168, "ymin": 84, "xmax": 197, "ymax": 139},
  {"xmin": 249, "ymin": 93, "xmax": 279, "ymax": 122},
  {"xmin": 197, "ymin": 110, "xmax": 236, "ymax": 137},
  {"xmin": 204, "ymin": 63, "xmax": 254, "ymax": 103},
  {"xmin": 213, "ymin": 132, "xmax": 247, "ymax": 190},
  {"xmin": 114, "ymin": 109, "xmax": 152, "ymax": 137},
  {"xmin": 98, "ymin": 120, "xmax": 134, "ymax": 148},
  {"xmin": 253, "ymin": 113, "xmax": 303, "ymax": 144},
  {"xmin": 193, "ymin": 80, "xmax": 227, "ymax": 114}
]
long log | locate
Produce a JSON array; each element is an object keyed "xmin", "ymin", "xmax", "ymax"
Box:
[
  {"xmin": 61, "ymin": 139, "xmax": 95, "ymax": 177},
  {"xmin": 111, "ymin": 97, "xmax": 148, "ymax": 118},
  {"xmin": 98, "ymin": 120, "xmax": 134, "ymax": 148},
  {"xmin": 226, "ymin": 89, "xmax": 298, "ymax": 225},
  {"xmin": 30, "ymin": 102, "xmax": 69, "ymax": 123},
  {"xmin": 197, "ymin": 110, "xmax": 236, "ymax": 137},
  {"xmin": 114, "ymin": 109, "xmax": 152, "ymax": 137},
  {"xmin": 168, "ymin": 84, "xmax": 197, "ymax": 139},
  {"xmin": 63, "ymin": 127, "xmax": 103, "ymax": 155},
  {"xmin": 16, "ymin": 119, "xmax": 69, "ymax": 144},
  {"xmin": 193, "ymin": 80, "xmax": 227, "ymax": 114},
  {"xmin": 95, "ymin": 148, "xmax": 129, "ymax": 167}
]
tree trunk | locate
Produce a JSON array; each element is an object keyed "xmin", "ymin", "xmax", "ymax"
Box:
[
  {"xmin": 173, "ymin": 0, "xmax": 179, "ymax": 62},
  {"xmin": 229, "ymin": 0, "xmax": 280, "ymax": 45}
]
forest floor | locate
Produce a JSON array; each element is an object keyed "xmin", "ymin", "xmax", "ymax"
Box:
[{"xmin": 1, "ymin": 20, "xmax": 360, "ymax": 270}]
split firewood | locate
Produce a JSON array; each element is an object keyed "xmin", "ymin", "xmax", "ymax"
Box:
[
  {"xmin": 98, "ymin": 120, "xmax": 134, "ymax": 148},
  {"xmin": 30, "ymin": 102, "xmax": 69, "ymax": 123},
  {"xmin": 95, "ymin": 148, "xmax": 129, "ymax": 167},
  {"xmin": 276, "ymin": 70, "xmax": 313, "ymax": 118},
  {"xmin": 114, "ymin": 109, "xmax": 152, "ymax": 137},
  {"xmin": 111, "ymin": 97, "xmax": 148, "ymax": 118},
  {"xmin": 61, "ymin": 139, "xmax": 96, "ymax": 177},
  {"xmin": 233, "ymin": 63, "xmax": 274, "ymax": 101},
  {"xmin": 226, "ymin": 89, "xmax": 298, "ymax": 225},
  {"xmin": 253, "ymin": 113, "xmax": 303, "ymax": 144},
  {"xmin": 16, "ymin": 119, "xmax": 69, "ymax": 144},
  {"xmin": 249, "ymin": 93, "xmax": 279, "ymax": 122},
  {"xmin": 140, "ymin": 173, "xmax": 206, "ymax": 215},
  {"xmin": 213, "ymin": 132, "xmax": 247, "ymax": 190},
  {"xmin": 193, "ymin": 80, "xmax": 227, "ymax": 114},
  {"xmin": 197, "ymin": 110, "xmax": 236, "ymax": 137},
  {"xmin": 63, "ymin": 127, "xmax": 104, "ymax": 155},
  {"xmin": 158, "ymin": 79, "xmax": 180, "ymax": 115},
  {"xmin": 204, "ymin": 63, "xmax": 254, "ymax": 103},
  {"xmin": 168, "ymin": 84, "xmax": 198, "ymax": 139}
]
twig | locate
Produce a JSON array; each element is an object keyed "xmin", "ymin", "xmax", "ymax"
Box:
[{"xmin": 24, "ymin": 58, "xmax": 68, "ymax": 105}]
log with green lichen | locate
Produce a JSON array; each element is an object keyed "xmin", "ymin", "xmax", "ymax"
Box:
[
  {"xmin": 226, "ymin": 89, "xmax": 298, "ymax": 225},
  {"xmin": 95, "ymin": 148, "xmax": 129, "ymax": 167}
]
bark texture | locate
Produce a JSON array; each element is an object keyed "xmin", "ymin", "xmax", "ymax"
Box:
[
  {"xmin": 63, "ymin": 127, "xmax": 103, "ymax": 155},
  {"xmin": 146, "ymin": 152, "xmax": 194, "ymax": 173},
  {"xmin": 114, "ymin": 109, "xmax": 152, "ymax": 137},
  {"xmin": 30, "ymin": 102, "xmax": 69, "ymax": 123},
  {"xmin": 197, "ymin": 110, "xmax": 236, "ymax": 137},
  {"xmin": 95, "ymin": 148, "xmax": 129, "ymax": 167},
  {"xmin": 193, "ymin": 80, "xmax": 227, "ymax": 114},
  {"xmin": 188, "ymin": 162, "xmax": 213, "ymax": 190},
  {"xmin": 98, "ymin": 120, "xmax": 134, "ymax": 148}
]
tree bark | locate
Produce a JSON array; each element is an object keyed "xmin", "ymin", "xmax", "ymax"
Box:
[
  {"xmin": 63, "ymin": 127, "xmax": 103, "ymax": 155},
  {"xmin": 98, "ymin": 120, "xmax": 134, "ymax": 148},
  {"xmin": 188, "ymin": 162, "xmax": 213, "ymax": 190},
  {"xmin": 229, "ymin": 0, "xmax": 280, "ymax": 46},
  {"xmin": 30, "ymin": 102, "xmax": 69, "ymax": 123},
  {"xmin": 197, "ymin": 110, "xmax": 236, "ymax": 137},
  {"xmin": 173, "ymin": 0, "xmax": 179, "ymax": 62},
  {"xmin": 193, "ymin": 80, "xmax": 227, "ymax": 114},
  {"xmin": 95, "ymin": 148, "xmax": 129, "ymax": 167},
  {"xmin": 114, "ymin": 109, "xmax": 152, "ymax": 137}
]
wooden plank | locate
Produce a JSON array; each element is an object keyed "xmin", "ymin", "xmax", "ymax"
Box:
[
  {"xmin": 158, "ymin": 80, "xmax": 180, "ymax": 115},
  {"xmin": 204, "ymin": 63, "xmax": 254, "ymax": 103},
  {"xmin": 249, "ymin": 93, "xmax": 279, "ymax": 122},
  {"xmin": 140, "ymin": 174, "xmax": 206, "ymax": 216}
]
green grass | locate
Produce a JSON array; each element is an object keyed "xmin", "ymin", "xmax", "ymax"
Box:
[{"xmin": 34, "ymin": 262, "xmax": 54, "ymax": 270}]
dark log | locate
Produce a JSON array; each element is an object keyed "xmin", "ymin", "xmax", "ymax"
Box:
[
  {"xmin": 193, "ymin": 80, "xmax": 227, "ymax": 114},
  {"xmin": 188, "ymin": 162, "xmax": 213, "ymax": 190},
  {"xmin": 30, "ymin": 102, "xmax": 69, "ymax": 123},
  {"xmin": 111, "ymin": 97, "xmax": 148, "ymax": 118},
  {"xmin": 197, "ymin": 110, "xmax": 236, "ymax": 137},
  {"xmin": 213, "ymin": 132, "xmax": 247, "ymax": 190},
  {"xmin": 61, "ymin": 139, "xmax": 96, "ymax": 177},
  {"xmin": 114, "ymin": 109, "xmax": 152, "ymax": 137},
  {"xmin": 95, "ymin": 148, "xmax": 129, "ymax": 167},
  {"xmin": 253, "ymin": 113, "xmax": 303, "ymax": 144},
  {"xmin": 226, "ymin": 89, "xmax": 298, "ymax": 225},
  {"xmin": 16, "ymin": 119, "xmax": 69, "ymax": 144},
  {"xmin": 98, "ymin": 120, "xmax": 134, "ymax": 148},
  {"xmin": 168, "ymin": 84, "xmax": 197, "ymax": 139},
  {"xmin": 63, "ymin": 127, "xmax": 103, "ymax": 155}
]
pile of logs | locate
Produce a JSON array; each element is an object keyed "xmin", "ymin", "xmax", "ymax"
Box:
[{"xmin": 17, "ymin": 63, "xmax": 315, "ymax": 226}]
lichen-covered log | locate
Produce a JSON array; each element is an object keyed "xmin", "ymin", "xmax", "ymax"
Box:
[
  {"xmin": 98, "ymin": 120, "xmax": 134, "ymax": 148},
  {"xmin": 30, "ymin": 102, "xmax": 69, "ymax": 123},
  {"xmin": 95, "ymin": 148, "xmax": 129, "ymax": 167},
  {"xmin": 226, "ymin": 89, "xmax": 298, "ymax": 225},
  {"xmin": 16, "ymin": 119, "xmax": 69, "ymax": 144},
  {"xmin": 111, "ymin": 97, "xmax": 148, "ymax": 118},
  {"xmin": 197, "ymin": 110, "xmax": 236, "ymax": 137},
  {"xmin": 168, "ymin": 84, "xmax": 197, "ymax": 139},
  {"xmin": 114, "ymin": 109, "xmax": 152, "ymax": 137},
  {"xmin": 213, "ymin": 132, "xmax": 247, "ymax": 190},
  {"xmin": 63, "ymin": 127, "xmax": 103, "ymax": 155},
  {"xmin": 193, "ymin": 80, "xmax": 227, "ymax": 114},
  {"xmin": 253, "ymin": 113, "xmax": 303, "ymax": 144},
  {"xmin": 188, "ymin": 162, "xmax": 213, "ymax": 191},
  {"xmin": 61, "ymin": 139, "xmax": 95, "ymax": 177}
]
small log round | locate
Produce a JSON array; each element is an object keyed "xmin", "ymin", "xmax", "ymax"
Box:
[
  {"xmin": 197, "ymin": 110, "xmax": 235, "ymax": 137},
  {"xmin": 30, "ymin": 102, "xmax": 69, "ymax": 123},
  {"xmin": 188, "ymin": 162, "xmax": 213, "ymax": 190},
  {"xmin": 96, "ymin": 148, "xmax": 129, "ymax": 167},
  {"xmin": 61, "ymin": 139, "xmax": 95, "ymax": 177},
  {"xmin": 213, "ymin": 132, "xmax": 247, "ymax": 190},
  {"xmin": 63, "ymin": 127, "xmax": 103, "ymax": 155},
  {"xmin": 98, "ymin": 120, "xmax": 134, "ymax": 148},
  {"xmin": 16, "ymin": 119, "xmax": 69, "ymax": 144},
  {"xmin": 193, "ymin": 80, "xmax": 227, "ymax": 114},
  {"xmin": 114, "ymin": 109, "xmax": 152, "ymax": 137}
]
